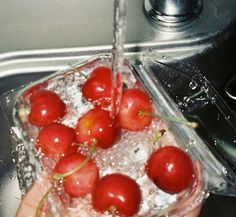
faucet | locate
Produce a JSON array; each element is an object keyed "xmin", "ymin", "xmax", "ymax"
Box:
[{"xmin": 144, "ymin": 0, "xmax": 202, "ymax": 27}]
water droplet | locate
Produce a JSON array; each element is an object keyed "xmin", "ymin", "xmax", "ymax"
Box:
[
  {"xmin": 189, "ymin": 80, "xmax": 198, "ymax": 90},
  {"xmin": 222, "ymin": 167, "xmax": 227, "ymax": 175},
  {"xmin": 5, "ymin": 96, "xmax": 11, "ymax": 105},
  {"xmin": 203, "ymin": 191, "xmax": 210, "ymax": 199},
  {"xmin": 187, "ymin": 140, "xmax": 196, "ymax": 148},
  {"xmin": 183, "ymin": 96, "xmax": 190, "ymax": 103},
  {"xmin": 211, "ymin": 97, "xmax": 216, "ymax": 103}
]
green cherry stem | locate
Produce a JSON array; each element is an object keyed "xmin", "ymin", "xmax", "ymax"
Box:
[
  {"xmin": 69, "ymin": 64, "xmax": 88, "ymax": 78},
  {"xmin": 52, "ymin": 139, "xmax": 97, "ymax": 181},
  {"xmin": 138, "ymin": 110, "xmax": 198, "ymax": 128},
  {"xmin": 153, "ymin": 129, "xmax": 166, "ymax": 144},
  {"xmin": 35, "ymin": 186, "xmax": 54, "ymax": 217},
  {"xmin": 187, "ymin": 87, "xmax": 205, "ymax": 101},
  {"xmin": 73, "ymin": 142, "xmax": 88, "ymax": 148}
]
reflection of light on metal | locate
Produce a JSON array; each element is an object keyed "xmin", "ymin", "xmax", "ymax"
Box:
[
  {"xmin": 0, "ymin": 176, "xmax": 21, "ymax": 217},
  {"xmin": 143, "ymin": 0, "xmax": 202, "ymax": 27},
  {"xmin": 225, "ymin": 75, "xmax": 236, "ymax": 100}
]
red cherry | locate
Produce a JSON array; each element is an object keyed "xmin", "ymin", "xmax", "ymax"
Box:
[
  {"xmin": 67, "ymin": 144, "xmax": 80, "ymax": 156},
  {"xmin": 76, "ymin": 108, "xmax": 120, "ymax": 149},
  {"xmin": 118, "ymin": 88, "xmax": 153, "ymax": 131},
  {"xmin": 28, "ymin": 90, "xmax": 66, "ymax": 127},
  {"xmin": 23, "ymin": 82, "xmax": 47, "ymax": 100},
  {"xmin": 82, "ymin": 66, "xmax": 112, "ymax": 108},
  {"xmin": 54, "ymin": 153, "xmax": 99, "ymax": 198},
  {"xmin": 92, "ymin": 173, "xmax": 141, "ymax": 216},
  {"xmin": 36, "ymin": 123, "xmax": 76, "ymax": 157},
  {"xmin": 146, "ymin": 146, "xmax": 195, "ymax": 194}
]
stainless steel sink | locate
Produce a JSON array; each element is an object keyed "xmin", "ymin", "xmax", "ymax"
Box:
[
  {"xmin": 0, "ymin": 0, "xmax": 236, "ymax": 216},
  {"xmin": 0, "ymin": 0, "xmax": 235, "ymax": 53}
]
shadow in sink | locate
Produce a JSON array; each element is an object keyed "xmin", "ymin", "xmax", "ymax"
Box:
[{"xmin": 133, "ymin": 52, "xmax": 236, "ymax": 192}]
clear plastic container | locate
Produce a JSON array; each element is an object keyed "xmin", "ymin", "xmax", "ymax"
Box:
[
  {"xmin": 1, "ymin": 54, "xmax": 235, "ymax": 216},
  {"xmin": 133, "ymin": 50, "xmax": 236, "ymax": 196}
]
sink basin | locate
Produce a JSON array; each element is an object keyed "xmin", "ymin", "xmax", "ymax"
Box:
[{"xmin": 0, "ymin": 0, "xmax": 236, "ymax": 216}]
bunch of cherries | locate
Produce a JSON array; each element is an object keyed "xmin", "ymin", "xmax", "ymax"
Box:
[{"xmin": 25, "ymin": 66, "xmax": 196, "ymax": 216}]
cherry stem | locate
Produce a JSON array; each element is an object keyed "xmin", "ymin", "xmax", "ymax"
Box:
[
  {"xmin": 73, "ymin": 142, "xmax": 88, "ymax": 148},
  {"xmin": 153, "ymin": 129, "xmax": 166, "ymax": 144},
  {"xmin": 35, "ymin": 186, "xmax": 54, "ymax": 217},
  {"xmin": 138, "ymin": 111, "xmax": 198, "ymax": 128},
  {"xmin": 187, "ymin": 87, "xmax": 205, "ymax": 101},
  {"xmin": 69, "ymin": 64, "xmax": 88, "ymax": 78},
  {"xmin": 52, "ymin": 139, "xmax": 97, "ymax": 180},
  {"xmin": 109, "ymin": 206, "xmax": 117, "ymax": 217}
]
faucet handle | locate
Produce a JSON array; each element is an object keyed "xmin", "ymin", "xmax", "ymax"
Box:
[{"xmin": 144, "ymin": 0, "xmax": 202, "ymax": 26}]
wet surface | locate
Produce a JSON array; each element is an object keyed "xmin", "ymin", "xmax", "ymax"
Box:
[{"xmin": 0, "ymin": 68, "xmax": 235, "ymax": 217}]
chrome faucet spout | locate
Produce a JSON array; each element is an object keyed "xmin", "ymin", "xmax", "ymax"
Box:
[{"xmin": 144, "ymin": 0, "xmax": 202, "ymax": 27}]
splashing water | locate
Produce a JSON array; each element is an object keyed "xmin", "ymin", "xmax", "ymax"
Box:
[{"xmin": 12, "ymin": 57, "xmax": 181, "ymax": 216}]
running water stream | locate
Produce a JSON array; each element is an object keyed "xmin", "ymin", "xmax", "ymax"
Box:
[
  {"xmin": 112, "ymin": 0, "xmax": 127, "ymax": 73},
  {"xmin": 111, "ymin": 0, "xmax": 127, "ymax": 116}
]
